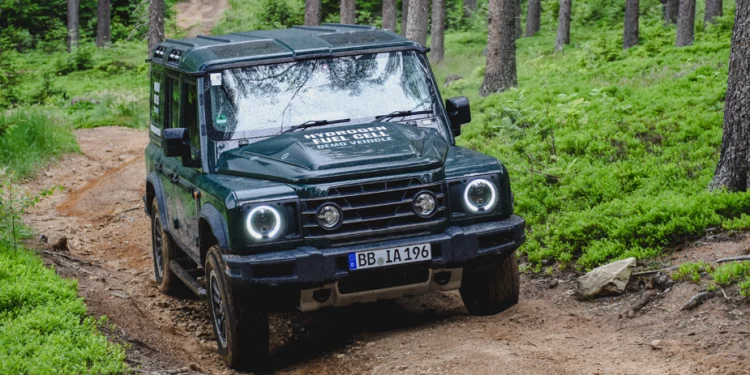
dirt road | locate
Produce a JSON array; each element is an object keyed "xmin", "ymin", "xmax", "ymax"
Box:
[
  {"xmin": 175, "ymin": 0, "xmax": 230, "ymax": 38},
  {"xmin": 23, "ymin": 127, "xmax": 750, "ymax": 374}
]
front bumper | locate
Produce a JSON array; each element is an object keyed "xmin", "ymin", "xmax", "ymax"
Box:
[{"xmin": 223, "ymin": 214, "xmax": 525, "ymax": 287}]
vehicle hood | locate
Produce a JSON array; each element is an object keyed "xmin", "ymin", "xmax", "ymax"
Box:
[{"xmin": 216, "ymin": 122, "xmax": 449, "ymax": 184}]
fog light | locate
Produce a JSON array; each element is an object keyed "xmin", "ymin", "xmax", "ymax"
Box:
[
  {"xmin": 313, "ymin": 288, "xmax": 332, "ymax": 303},
  {"xmin": 317, "ymin": 204, "xmax": 342, "ymax": 230},
  {"xmin": 413, "ymin": 191, "xmax": 437, "ymax": 218}
]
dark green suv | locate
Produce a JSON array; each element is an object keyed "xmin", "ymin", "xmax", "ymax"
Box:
[{"xmin": 144, "ymin": 24, "xmax": 525, "ymax": 370}]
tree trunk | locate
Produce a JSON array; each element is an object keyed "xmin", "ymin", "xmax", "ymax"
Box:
[
  {"xmin": 430, "ymin": 0, "xmax": 445, "ymax": 62},
  {"xmin": 406, "ymin": 0, "xmax": 429, "ymax": 46},
  {"xmin": 664, "ymin": 0, "xmax": 678, "ymax": 24},
  {"xmin": 341, "ymin": 0, "xmax": 356, "ymax": 24},
  {"xmin": 402, "ymin": 0, "xmax": 409, "ymax": 35},
  {"xmin": 480, "ymin": 0, "xmax": 518, "ymax": 96},
  {"xmin": 464, "ymin": 0, "xmax": 478, "ymax": 16},
  {"xmin": 148, "ymin": 0, "xmax": 165, "ymax": 55},
  {"xmin": 525, "ymin": 0, "xmax": 540, "ymax": 37},
  {"xmin": 705, "ymin": 0, "xmax": 723, "ymax": 25},
  {"xmin": 383, "ymin": 0, "xmax": 397, "ymax": 30},
  {"xmin": 623, "ymin": 0, "xmax": 639, "ymax": 49},
  {"xmin": 675, "ymin": 0, "xmax": 695, "ymax": 47},
  {"xmin": 67, "ymin": 0, "xmax": 80, "ymax": 52},
  {"xmin": 305, "ymin": 0, "xmax": 322, "ymax": 26},
  {"xmin": 515, "ymin": 0, "xmax": 522, "ymax": 39},
  {"xmin": 554, "ymin": 0, "xmax": 571, "ymax": 52},
  {"xmin": 710, "ymin": 1, "xmax": 750, "ymax": 191},
  {"xmin": 96, "ymin": 0, "xmax": 111, "ymax": 48}
]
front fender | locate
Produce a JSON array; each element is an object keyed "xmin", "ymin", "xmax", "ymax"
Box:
[
  {"xmin": 146, "ymin": 172, "xmax": 169, "ymax": 232},
  {"xmin": 200, "ymin": 203, "xmax": 230, "ymax": 250}
]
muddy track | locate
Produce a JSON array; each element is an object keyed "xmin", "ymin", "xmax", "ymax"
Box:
[{"xmin": 23, "ymin": 127, "xmax": 750, "ymax": 374}]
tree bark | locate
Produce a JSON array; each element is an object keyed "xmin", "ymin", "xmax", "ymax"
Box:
[
  {"xmin": 675, "ymin": 0, "xmax": 695, "ymax": 47},
  {"xmin": 402, "ymin": 0, "xmax": 409, "ymax": 35},
  {"xmin": 430, "ymin": 0, "xmax": 445, "ymax": 62},
  {"xmin": 383, "ymin": 0, "xmax": 397, "ymax": 30},
  {"xmin": 305, "ymin": 0, "xmax": 322, "ymax": 26},
  {"xmin": 67, "ymin": 0, "xmax": 80, "ymax": 52},
  {"xmin": 710, "ymin": 2, "xmax": 750, "ymax": 191},
  {"xmin": 464, "ymin": 0, "xmax": 478, "ymax": 16},
  {"xmin": 515, "ymin": 0, "xmax": 522, "ymax": 39},
  {"xmin": 705, "ymin": 0, "xmax": 722, "ymax": 25},
  {"xmin": 96, "ymin": 0, "xmax": 111, "ymax": 48},
  {"xmin": 525, "ymin": 0, "xmax": 540, "ymax": 36},
  {"xmin": 554, "ymin": 0, "xmax": 571, "ymax": 52},
  {"xmin": 406, "ymin": 0, "xmax": 429, "ymax": 46},
  {"xmin": 341, "ymin": 0, "xmax": 356, "ymax": 24},
  {"xmin": 623, "ymin": 0, "xmax": 639, "ymax": 49},
  {"xmin": 480, "ymin": 0, "xmax": 518, "ymax": 96},
  {"xmin": 664, "ymin": 0, "xmax": 678, "ymax": 24},
  {"xmin": 148, "ymin": 0, "xmax": 165, "ymax": 55}
]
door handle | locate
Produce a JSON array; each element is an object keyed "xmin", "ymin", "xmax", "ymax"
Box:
[{"xmin": 169, "ymin": 174, "xmax": 179, "ymax": 185}]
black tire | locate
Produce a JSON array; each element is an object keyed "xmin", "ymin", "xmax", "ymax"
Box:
[
  {"xmin": 205, "ymin": 246, "xmax": 269, "ymax": 370},
  {"xmin": 150, "ymin": 200, "xmax": 188, "ymax": 296},
  {"xmin": 460, "ymin": 252, "xmax": 520, "ymax": 316}
]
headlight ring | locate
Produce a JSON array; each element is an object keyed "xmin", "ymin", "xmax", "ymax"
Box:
[
  {"xmin": 246, "ymin": 205, "xmax": 282, "ymax": 239},
  {"xmin": 463, "ymin": 178, "xmax": 498, "ymax": 213}
]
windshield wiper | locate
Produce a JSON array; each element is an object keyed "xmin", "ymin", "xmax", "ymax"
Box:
[
  {"xmin": 282, "ymin": 118, "xmax": 351, "ymax": 133},
  {"xmin": 375, "ymin": 109, "xmax": 434, "ymax": 122}
]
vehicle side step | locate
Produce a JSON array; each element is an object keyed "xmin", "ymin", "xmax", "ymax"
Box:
[{"xmin": 169, "ymin": 259, "xmax": 207, "ymax": 299}]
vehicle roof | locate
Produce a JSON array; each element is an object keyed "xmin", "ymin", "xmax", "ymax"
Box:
[{"xmin": 150, "ymin": 24, "xmax": 426, "ymax": 75}]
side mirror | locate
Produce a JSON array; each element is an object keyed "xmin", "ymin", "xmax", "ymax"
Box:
[
  {"xmin": 445, "ymin": 96, "xmax": 471, "ymax": 137},
  {"xmin": 163, "ymin": 128, "xmax": 190, "ymax": 160}
]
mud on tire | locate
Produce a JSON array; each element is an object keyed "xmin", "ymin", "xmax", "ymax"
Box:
[
  {"xmin": 205, "ymin": 246, "xmax": 270, "ymax": 371},
  {"xmin": 460, "ymin": 251, "xmax": 520, "ymax": 316},
  {"xmin": 150, "ymin": 200, "xmax": 189, "ymax": 295}
]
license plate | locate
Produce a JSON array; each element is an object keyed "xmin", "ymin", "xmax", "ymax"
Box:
[{"xmin": 348, "ymin": 244, "xmax": 431, "ymax": 271}]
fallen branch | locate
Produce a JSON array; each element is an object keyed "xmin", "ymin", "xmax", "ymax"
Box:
[
  {"xmin": 716, "ymin": 255, "xmax": 750, "ymax": 263},
  {"xmin": 632, "ymin": 266, "xmax": 678, "ymax": 276},
  {"xmin": 680, "ymin": 292, "xmax": 714, "ymax": 311},
  {"xmin": 631, "ymin": 290, "xmax": 655, "ymax": 312}
]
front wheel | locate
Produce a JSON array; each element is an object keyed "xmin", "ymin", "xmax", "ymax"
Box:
[
  {"xmin": 460, "ymin": 252, "xmax": 520, "ymax": 316},
  {"xmin": 205, "ymin": 246, "xmax": 269, "ymax": 370}
]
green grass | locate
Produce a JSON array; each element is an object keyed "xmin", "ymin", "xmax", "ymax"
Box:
[
  {"xmin": 0, "ymin": 244, "xmax": 127, "ymax": 374},
  {"xmin": 672, "ymin": 261, "xmax": 713, "ymax": 283},
  {"xmin": 433, "ymin": 0, "xmax": 743, "ymax": 270},
  {"xmin": 670, "ymin": 260, "xmax": 750, "ymax": 296},
  {"xmin": 0, "ymin": 108, "xmax": 79, "ymax": 178}
]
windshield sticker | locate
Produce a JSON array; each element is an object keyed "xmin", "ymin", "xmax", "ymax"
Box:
[
  {"xmin": 153, "ymin": 94, "xmax": 159, "ymax": 105},
  {"xmin": 210, "ymin": 73, "xmax": 222, "ymax": 86},
  {"xmin": 154, "ymin": 82, "xmax": 160, "ymax": 93},
  {"xmin": 216, "ymin": 114, "xmax": 228, "ymax": 125},
  {"xmin": 303, "ymin": 126, "xmax": 393, "ymax": 149}
]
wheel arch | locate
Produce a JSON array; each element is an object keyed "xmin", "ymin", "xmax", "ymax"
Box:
[
  {"xmin": 199, "ymin": 203, "xmax": 230, "ymax": 266},
  {"xmin": 146, "ymin": 172, "xmax": 168, "ymax": 231}
]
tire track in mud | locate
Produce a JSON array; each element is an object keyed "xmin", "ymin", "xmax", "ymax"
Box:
[{"xmin": 22, "ymin": 127, "xmax": 750, "ymax": 375}]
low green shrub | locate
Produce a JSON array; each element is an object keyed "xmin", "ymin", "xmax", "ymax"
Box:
[{"xmin": 672, "ymin": 261, "xmax": 713, "ymax": 283}]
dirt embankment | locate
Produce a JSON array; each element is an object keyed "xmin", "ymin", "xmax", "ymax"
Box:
[{"xmin": 22, "ymin": 127, "xmax": 750, "ymax": 375}]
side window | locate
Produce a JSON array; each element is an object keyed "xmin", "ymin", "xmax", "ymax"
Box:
[
  {"xmin": 150, "ymin": 69, "xmax": 163, "ymax": 127},
  {"xmin": 166, "ymin": 76, "xmax": 180, "ymax": 129},
  {"xmin": 183, "ymin": 82, "xmax": 200, "ymax": 156}
]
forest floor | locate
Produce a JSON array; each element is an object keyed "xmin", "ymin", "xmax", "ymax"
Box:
[{"xmin": 20, "ymin": 127, "xmax": 750, "ymax": 375}]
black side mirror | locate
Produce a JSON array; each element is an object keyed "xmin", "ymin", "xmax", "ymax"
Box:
[
  {"xmin": 445, "ymin": 96, "xmax": 471, "ymax": 137},
  {"xmin": 163, "ymin": 128, "xmax": 190, "ymax": 160}
]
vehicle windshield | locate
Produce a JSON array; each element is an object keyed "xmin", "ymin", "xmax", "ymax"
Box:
[{"xmin": 207, "ymin": 51, "xmax": 446, "ymax": 141}]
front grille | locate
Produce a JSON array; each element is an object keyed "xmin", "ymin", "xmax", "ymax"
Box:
[
  {"xmin": 300, "ymin": 177, "xmax": 447, "ymax": 242},
  {"xmin": 338, "ymin": 265, "xmax": 430, "ymax": 294}
]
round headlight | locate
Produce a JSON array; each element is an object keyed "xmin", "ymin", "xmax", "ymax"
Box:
[
  {"xmin": 463, "ymin": 179, "xmax": 498, "ymax": 213},
  {"xmin": 246, "ymin": 205, "xmax": 282, "ymax": 239},
  {"xmin": 413, "ymin": 191, "xmax": 437, "ymax": 218},
  {"xmin": 316, "ymin": 203, "xmax": 342, "ymax": 230}
]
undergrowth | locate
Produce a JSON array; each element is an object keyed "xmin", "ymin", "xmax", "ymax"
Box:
[
  {"xmin": 434, "ymin": 0, "xmax": 743, "ymax": 270},
  {"xmin": 671, "ymin": 260, "xmax": 750, "ymax": 297}
]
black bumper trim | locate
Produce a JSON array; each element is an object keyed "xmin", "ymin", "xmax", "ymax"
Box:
[{"xmin": 222, "ymin": 214, "xmax": 525, "ymax": 287}]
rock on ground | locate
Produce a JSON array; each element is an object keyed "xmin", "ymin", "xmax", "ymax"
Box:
[{"xmin": 577, "ymin": 257, "xmax": 636, "ymax": 299}]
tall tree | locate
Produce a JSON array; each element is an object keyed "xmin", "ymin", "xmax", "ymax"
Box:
[
  {"xmin": 554, "ymin": 0, "xmax": 571, "ymax": 52},
  {"xmin": 705, "ymin": 0, "xmax": 723, "ymax": 24},
  {"xmin": 67, "ymin": 0, "xmax": 80, "ymax": 52},
  {"xmin": 515, "ymin": 0, "xmax": 522, "ymax": 39},
  {"xmin": 96, "ymin": 0, "xmax": 111, "ymax": 48},
  {"xmin": 623, "ymin": 0, "xmax": 639, "ymax": 49},
  {"xmin": 525, "ymin": 0, "xmax": 540, "ymax": 37},
  {"xmin": 402, "ymin": 0, "xmax": 409, "ymax": 35},
  {"xmin": 464, "ymin": 0, "xmax": 478, "ymax": 16},
  {"xmin": 406, "ymin": 0, "xmax": 429, "ymax": 45},
  {"xmin": 304, "ymin": 0, "xmax": 322, "ymax": 26},
  {"xmin": 431, "ymin": 0, "xmax": 445, "ymax": 62},
  {"xmin": 383, "ymin": 0, "xmax": 397, "ymax": 30},
  {"xmin": 480, "ymin": 0, "xmax": 518, "ymax": 96},
  {"xmin": 664, "ymin": 0, "xmax": 678, "ymax": 24},
  {"xmin": 675, "ymin": 0, "xmax": 695, "ymax": 46},
  {"xmin": 341, "ymin": 0, "xmax": 356, "ymax": 24},
  {"xmin": 148, "ymin": 0, "xmax": 165, "ymax": 55},
  {"xmin": 710, "ymin": 1, "xmax": 750, "ymax": 191}
]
